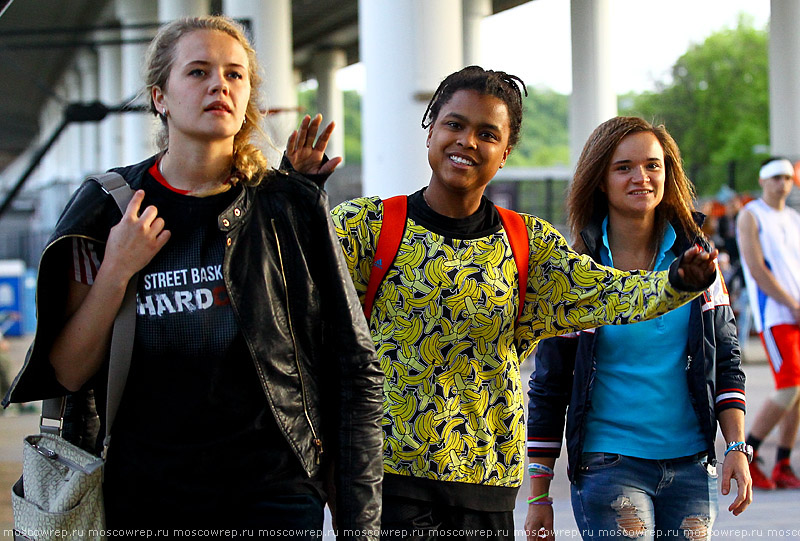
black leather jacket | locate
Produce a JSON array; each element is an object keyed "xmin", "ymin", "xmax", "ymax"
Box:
[{"xmin": 3, "ymin": 156, "xmax": 383, "ymax": 538}]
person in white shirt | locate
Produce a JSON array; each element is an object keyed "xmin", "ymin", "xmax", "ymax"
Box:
[{"xmin": 737, "ymin": 156, "xmax": 800, "ymax": 490}]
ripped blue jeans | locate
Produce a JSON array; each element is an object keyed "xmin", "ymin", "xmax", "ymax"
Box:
[{"xmin": 571, "ymin": 452, "xmax": 718, "ymax": 540}]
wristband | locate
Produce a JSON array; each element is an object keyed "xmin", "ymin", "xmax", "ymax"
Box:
[
  {"xmin": 724, "ymin": 441, "xmax": 745, "ymax": 456},
  {"xmin": 527, "ymin": 493, "xmax": 553, "ymax": 505},
  {"xmin": 528, "ymin": 463, "xmax": 554, "ymax": 476}
]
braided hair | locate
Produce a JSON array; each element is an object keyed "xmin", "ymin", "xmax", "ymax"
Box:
[{"xmin": 422, "ymin": 66, "xmax": 527, "ymax": 147}]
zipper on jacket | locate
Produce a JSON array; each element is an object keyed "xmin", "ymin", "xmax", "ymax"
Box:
[
  {"xmin": 271, "ymin": 219, "xmax": 323, "ymax": 463},
  {"xmin": 578, "ymin": 350, "xmax": 597, "ymax": 473}
]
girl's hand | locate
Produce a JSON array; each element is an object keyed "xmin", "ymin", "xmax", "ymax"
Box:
[
  {"xmin": 286, "ymin": 114, "xmax": 343, "ymax": 176},
  {"xmin": 722, "ymin": 450, "xmax": 753, "ymax": 516},
  {"xmin": 677, "ymin": 245, "xmax": 719, "ymax": 290},
  {"xmin": 104, "ymin": 190, "xmax": 171, "ymax": 280},
  {"xmin": 525, "ymin": 504, "xmax": 555, "ymax": 541}
]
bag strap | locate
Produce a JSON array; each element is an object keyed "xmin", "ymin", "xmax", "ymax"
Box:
[
  {"xmin": 361, "ymin": 196, "xmax": 530, "ymax": 325},
  {"xmin": 495, "ymin": 206, "xmax": 529, "ymax": 323},
  {"xmin": 363, "ymin": 196, "xmax": 407, "ymax": 320},
  {"xmin": 40, "ymin": 172, "xmax": 136, "ymax": 453}
]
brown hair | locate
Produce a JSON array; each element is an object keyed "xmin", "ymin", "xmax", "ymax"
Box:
[
  {"xmin": 567, "ymin": 116, "xmax": 701, "ymax": 253},
  {"xmin": 144, "ymin": 15, "xmax": 268, "ymax": 184}
]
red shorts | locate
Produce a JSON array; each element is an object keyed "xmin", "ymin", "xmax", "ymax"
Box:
[{"xmin": 760, "ymin": 324, "xmax": 800, "ymax": 389}]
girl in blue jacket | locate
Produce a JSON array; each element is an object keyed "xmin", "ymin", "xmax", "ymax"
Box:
[{"xmin": 526, "ymin": 117, "xmax": 752, "ymax": 541}]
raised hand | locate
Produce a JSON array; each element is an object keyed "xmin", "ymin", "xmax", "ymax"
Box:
[
  {"xmin": 677, "ymin": 245, "xmax": 719, "ymax": 290},
  {"xmin": 286, "ymin": 114, "xmax": 343, "ymax": 176}
]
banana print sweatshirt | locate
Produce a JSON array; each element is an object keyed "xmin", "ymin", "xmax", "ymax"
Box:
[{"xmin": 331, "ymin": 190, "xmax": 706, "ymax": 511}]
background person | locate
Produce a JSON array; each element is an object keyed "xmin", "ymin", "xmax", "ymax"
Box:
[
  {"xmin": 3, "ymin": 16, "xmax": 382, "ymax": 538},
  {"xmin": 332, "ymin": 68, "xmax": 719, "ymax": 541},
  {"xmin": 737, "ymin": 156, "xmax": 800, "ymax": 490},
  {"xmin": 525, "ymin": 116, "xmax": 751, "ymax": 541}
]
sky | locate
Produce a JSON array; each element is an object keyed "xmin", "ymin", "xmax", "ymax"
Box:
[{"xmin": 336, "ymin": 0, "xmax": 770, "ymax": 95}]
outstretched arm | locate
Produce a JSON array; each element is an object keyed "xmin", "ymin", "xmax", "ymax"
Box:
[
  {"xmin": 674, "ymin": 244, "xmax": 719, "ymax": 291},
  {"xmin": 50, "ymin": 190, "xmax": 170, "ymax": 391}
]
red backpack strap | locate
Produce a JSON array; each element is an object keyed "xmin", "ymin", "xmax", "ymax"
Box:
[
  {"xmin": 496, "ymin": 206, "xmax": 529, "ymax": 322},
  {"xmin": 363, "ymin": 196, "xmax": 408, "ymax": 320}
]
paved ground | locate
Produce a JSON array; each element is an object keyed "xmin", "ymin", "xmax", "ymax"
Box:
[{"xmin": 1, "ymin": 335, "xmax": 799, "ymax": 540}]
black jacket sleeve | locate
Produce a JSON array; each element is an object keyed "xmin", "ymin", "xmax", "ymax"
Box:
[
  {"xmin": 526, "ymin": 335, "xmax": 578, "ymax": 459},
  {"xmin": 313, "ymin": 187, "xmax": 383, "ymax": 540}
]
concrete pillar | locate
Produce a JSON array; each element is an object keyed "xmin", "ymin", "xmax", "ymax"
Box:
[
  {"xmin": 769, "ymin": 0, "xmax": 800, "ymax": 158},
  {"xmin": 76, "ymin": 50, "xmax": 100, "ymax": 176},
  {"xmin": 311, "ymin": 48, "xmax": 347, "ymax": 163},
  {"xmin": 159, "ymin": 0, "xmax": 209, "ymax": 21},
  {"xmin": 569, "ymin": 0, "xmax": 616, "ymax": 166},
  {"xmin": 116, "ymin": 0, "xmax": 158, "ymax": 165},
  {"xmin": 36, "ymin": 100, "xmax": 60, "ymax": 187},
  {"xmin": 97, "ymin": 26, "xmax": 123, "ymax": 172},
  {"xmin": 769, "ymin": 0, "xmax": 800, "ymax": 209},
  {"xmin": 462, "ymin": 0, "xmax": 491, "ymax": 67},
  {"xmin": 360, "ymin": 0, "xmax": 462, "ymax": 198},
  {"xmin": 224, "ymin": 0, "xmax": 297, "ymax": 152},
  {"xmin": 61, "ymin": 69, "xmax": 83, "ymax": 184}
]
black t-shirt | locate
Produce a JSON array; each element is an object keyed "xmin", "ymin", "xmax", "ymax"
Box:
[
  {"xmin": 408, "ymin": 189, "xmax": 501, "ymax": 239},
  {"xmin": 104, "ymin": 169, "xmax": 322, "ymax": 521}
]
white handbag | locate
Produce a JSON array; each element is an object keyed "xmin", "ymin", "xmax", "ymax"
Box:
[{"xmin": 11, "ymin": 173, "xmax": 136, "ymax": 541}]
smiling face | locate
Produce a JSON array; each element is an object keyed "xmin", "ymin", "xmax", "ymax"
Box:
[
  {"xmin": 603, "ymin": 131, "xmax": 666, "ymax": 221},
  {"xmin": 426, "ymin": 89, "xmax": 511, "ymax": 201},
  {"xmin": 152, "ymin": 29, "xmax": 250, "ymax": 147}
]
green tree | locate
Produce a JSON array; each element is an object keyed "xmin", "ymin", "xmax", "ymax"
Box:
[
  {"xmin": 621, "ymin": 15, "xmax": 769, "ymax": 194},
  {"xmin": 507, "ymin": 87, "xmax": 570, "ymax": 167},
  {"xmin": 300, "ymin": 85, "xmax": 570, "ymax": 168}
]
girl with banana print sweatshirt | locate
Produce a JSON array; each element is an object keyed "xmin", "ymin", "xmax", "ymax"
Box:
[{"xmin": 331, "ymin": 66, "xmax": 718, "ymax": 541}]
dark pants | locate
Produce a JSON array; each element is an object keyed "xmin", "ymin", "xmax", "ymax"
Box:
[
  {"xmin": 381, "ymin": 494, "xmax": 515, "ymax": 541},
  {"xmin": 106, "ymin": 492, "xmax": 324, "ymax": 540}
]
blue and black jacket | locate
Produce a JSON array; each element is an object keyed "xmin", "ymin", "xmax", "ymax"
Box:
[{"xmin": 526, "ymin": 214, "xmax": 746, "ymax": 482}]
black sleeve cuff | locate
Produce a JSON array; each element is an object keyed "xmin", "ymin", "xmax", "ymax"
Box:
[
  {"xmin": 280, "ymin": 152, "xmax": 332, "ymax": 188},
  {"xmin": 668, "ymin": 253, "xmax": 716, "ymax": 292}
]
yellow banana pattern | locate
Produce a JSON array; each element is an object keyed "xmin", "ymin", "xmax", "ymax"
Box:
[{"xmin": 331, "ymin": 197, "xmax": 701, "ymax": 488}]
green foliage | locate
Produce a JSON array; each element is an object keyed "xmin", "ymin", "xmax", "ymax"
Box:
[
  {"xmin": 297, "ymin": 88, "xmax": 362, "ymax": 164},
  {"xmin": 343, "ymin": 91, "xmax": 362, "ymax": 164},
  {"xmin": 506, "ymin": 87, "xmax": 570, "ymax": 167},
  {"xmin": 299, "ymin": 86, "xmax": 569, "ymax": 167},
  {"xmin": 621, "ymin": 15, "xmax": 769, "ymax": 194}
]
